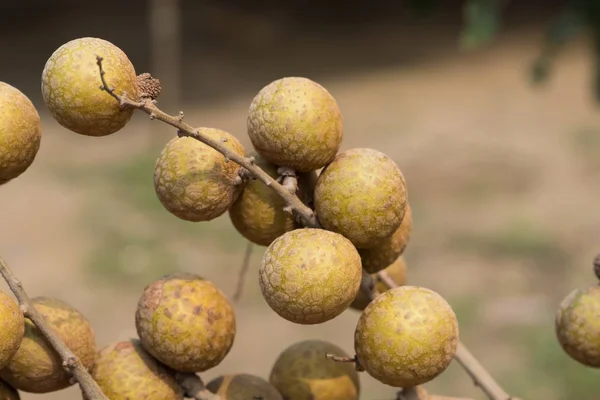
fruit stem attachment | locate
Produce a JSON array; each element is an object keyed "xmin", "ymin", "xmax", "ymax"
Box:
[
  {"xmin": 175, "ymin": 372, "xmax": 221, "ymax": 400},
  {"xmin": 0, "ymin": 255, "xmax": 109, "ymax": 400},
  {"xmin": 325, "ymin": 353, "xmax": 365, "ymax": 372}
]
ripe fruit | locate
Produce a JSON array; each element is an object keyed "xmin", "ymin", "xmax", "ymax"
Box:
[
  {"xmin": 314, "ymin": 148, "xmax": 408, "ymax": 249},
  {"xmin": 41, "ymin": 37, "xmax": 139, "ymax": 137},
  {"xmin": 555, "ymin": 284, "xmax": 600, "ymax": 367},
  {"xmin": 259, "ymin": 228, "xmax": 362, "ymax": 324},
  {"xmin": 350, "ymin": 256, "xmax": 408, "ymax": 311},
  {"xmin": 0, "ymin": 380, "xmax": 19, "ymax": 400},
  {"xmin": 135, "ymin": 272, "xmax": 236, "ymax": 373},
  {"xmin": 269, "ymin": 339, "xmax": 360, "ymax": 400},
  {"xmin": 1, "ymin": 297, "xmax": 96, "ymax": 393},
  {"xmin": 0, "ymin": 82, "xmax": 42, "ymax": 185},
  {"xmin": 206, "ymin": 373, "xmax": 282, "ymax": 400},
  {"xmin": 89, "ymin": 339, "xmax": 183, "ymax": 400},
  {"xmin": 247, "ymin": 77, "xmax": 343, "ymax": 172},
  {"xmin": 154, "ymin": 129, "xmax": 246, "ymax": 222},
  {"xmin": 354, "ymin": 286, "xmax": 459, "ymax": 387},
  {"xmin": 0, "ymin": 290, "xmax": 24, "ymax": 371}
]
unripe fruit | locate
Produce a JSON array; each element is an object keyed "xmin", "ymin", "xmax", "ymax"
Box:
[
  {"xmin": 555, "ymin": 284, "xmax": 600, "ymax": 367},
  {"xmin": 350, "ymin": 256, "xmax": 408, "ymax": 311},
  {"xmin": 154, "ymin": 129, "xmax": 246, "ymax": 222},
  {"xmin": 0, "ymin": 290, "xmax": 23, "ymax": 371},
  {"xmin": 269, "ymin": 339, "xmax": 360, "ymax": 400},
  {"xmin": 1, "ymin": 297, "xmax": 96, "ymax": 393},
  {"xmin": 259, "ymin": 228, "xmax": 362, "ymax": 324},
  {"xmin": 0, "ymin": 82, "xmax": 42, "ymax": 185},
  {"xmin": 0, "ymin": 380, "xmax": 19, "ymax": 400},
  {"xmin": 135, "ymin": 272, "xmax": 236, "ymax": 373},
  {"xmin": 247, "ymin": 77, "xmax": 343, "ymax": 172},
  {"xmin": 314, "ymin": 148, "xmax": 408, "ymax": 249},
  {"xmin": 206, "ymin": 373, "xmax": 283, "ymax": 400},
  {"xmin": 41, "ymin": 37, "xmax": 139, "ymax": 137},
  {"xmin": 354, "ymin": 286, "xmax": 459, "ymax": 387}
]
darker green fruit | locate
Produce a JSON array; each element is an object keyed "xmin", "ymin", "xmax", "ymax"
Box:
[{"xmin": 206, "ymin": 373, "xmax": 282, "ymax": 400}]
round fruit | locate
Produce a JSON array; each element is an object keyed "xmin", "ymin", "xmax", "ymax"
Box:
[
  {"xmin": 350, "ymin": 256, "xmax": 408, "ymax": 311},
  {"xmin": 89, "ymin": 339, "xmax": 183, "ymax": 400},
  {"xmin": 41, "ymin": 37, "xmax": 139, "ymax": 137},
  {"xmin": 314, "ymin": 148, "xmax": 408, "ymax": 249},
  {"xmin": 269, "ymin": 339, "xmax": 360, "ymax": 400},
  {"xmin": 0, "ymin": 82, "xmax": 42, "ymax": 185},
  {"xmin": 135, "ymin": 272, "xmax": 236, "ymax": 373},
  {"xmin": 154, "ymin": 129, "xmax": 246, "ymax": 222},
  {"xmin": 1, "ymin": 297, "xmax": 96, "ymax": 393},
  {"xmin": 354, "ymin": 286, "xmax": 459, "ymax": 387},
  {"xmin": 247, "ymin": 76, "xmax": 343, "ymax": 172},
  {"xmin": 0, "ymin": 380, "xmax": 19, "ymax": 400},
  {"xmin": 259, "ymin": 228, "xmax": 362, "ymax": 324},
  {"xmin": 555, "ymin": 284, "xmax": 600, "ymax": 367},
  {"xmin": 359, "ymin": 202, "xmax": 413, "ymax": 273},
  {"xmin": 0, "ymin": 290, "xmax": 24, "ymax": 371},
  {"xmin": 206, "ymin": 373, "xmax": 282, "ymax": 400}
]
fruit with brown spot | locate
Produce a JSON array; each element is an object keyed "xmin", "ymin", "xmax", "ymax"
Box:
[
  {"xmin": 0, "ymin": 290, "xmax": 23, "ymax": 371},
  {"xmin": 349, "ymin": 256, "xmax": 408, "ymax": 311},
  {"xmin": 0, "ymin": 380, "xmax": 19, "ymax": 400},
  {"xmin": 206, "ymin": 373, "xmax": 283, "ymax": 400}
]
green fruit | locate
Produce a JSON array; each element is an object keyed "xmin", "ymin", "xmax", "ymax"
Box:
[
  {"xmin": 1, "ymin": 297, "xmax": 97, "ymax": 393},
  {"xmin": 0, "ymin": 380, "xmax": 19, "ymax": 400},
  {"xmin": 259, "ymin": 228, "xmax": 362, "ymax": 324},
  {"xmin": 354, "ymin": 286, "xmax": 458, "ymax": 387},
  {"xmin": 0, "ymin": 290, "xmax": 23, "ymax": 370},
  {"xmin": 269, "ymin": 339, "xmax": 360, "ymax": 400},
  {"xmin": 89, "ymin": 339, "xmax": 183, "ymax": 400},
  {"xmin": 206, "ymin": 373, "xmax": 282, "ymax": 400},
  {"xmin": 154, "ymin": 129, "xmax": 246, "ymax": 222},
  {"xmin": 555, "ymin": 284, "xmax": 600, "ymax": 367},
  {"xmin": 41, "ymin": 37, "xmax": 139, "ymax": 137},
  {"xmin": 350, "ymin": 256, "xmax": 408, "ymax": 311},
  {"xmin": 314, "ymin": 148, "xmax": 408, "ymax": 249},
  {"xmin": 0, "ymin": 82, "xmax": 42, "ymax": 185},
  {"xmin": 247, "ymin": 77, "xmax": 343, "ymax": 172},
  {"xmin": 135, "ymin": 272, "xmax": 236, "ymax": 373}
]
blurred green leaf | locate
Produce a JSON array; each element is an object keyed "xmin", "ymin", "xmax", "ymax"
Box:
[{"xmin": 459, "ymin": 0, "xmax": 501, "ymax": 51}]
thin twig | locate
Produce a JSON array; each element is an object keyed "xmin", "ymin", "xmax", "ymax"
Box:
[
  {"xmin": 233, "ymin": 242, "xmax": 253, "ymax": 302},
  {"xmin": 175, "ymin": 372, "xmax": 221, "ymax": 400}
]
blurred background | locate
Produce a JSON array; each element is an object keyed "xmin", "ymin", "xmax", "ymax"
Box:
[{"xmin": 1, "ymin": 1, "xmax": 599, "ymax": 399}]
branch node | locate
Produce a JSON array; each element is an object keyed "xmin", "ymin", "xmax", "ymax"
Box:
[
  {"xmin": 177, "ymin": 111, "xmax": 184, "ymax": 121},
  {"xmin": 283, "ymin": 205, "xmax": 293, "ymax": 215},
  {"xmin": 19, "ymin": 303, "xmax": 28, "ymax": 315}
]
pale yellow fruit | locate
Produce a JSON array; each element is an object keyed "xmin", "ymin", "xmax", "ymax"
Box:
[
  {"xmin": 41, "ymin": 37, "xmax": 139, "ymax": 137},
  {"xmin": 349, "ymin": 256, "xmax": 408, "ymax": 311},
  {"xmin": 247, "ymin": 77, "xmax": 343, "ymax": 172},
  {"xmin": 354, "ymin": 286, "xmax": 459, "ymax": 387},
  {"xmin": 259, "ymin": 228, "xmax": 362, "ymax": 324},
  {"xmin": 0, "ymin": 82, "xmax": 42, "ymax": 185},
  {"xmin": 206, "ymin": 373, "xmax": 283, "ymax": 400},
  {"xmin": 0, "ymin": 290, "xmax": 24, "ymax": 370},
  {"xmin": 154, "ymin": 129, "xmax": 246, "ymax": 222},
  {"xmin": 0, "ymin": 380, "xmax": 19, "ymax": 400}
]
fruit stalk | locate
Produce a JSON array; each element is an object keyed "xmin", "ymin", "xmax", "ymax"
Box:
[{"xmin": 175, "ymin": 372, "xmax": 221, "ymax": 400}]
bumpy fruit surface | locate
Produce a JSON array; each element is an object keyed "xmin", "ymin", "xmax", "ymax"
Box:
[
  {"xmin": 135, "ymin": 272, "xmax": 236, "ymax": 372},
  {"xmin": 0, "ymin": 290, "xmax": 24, "ymax": 371},
  {"xmin": 269, "ymin": 339, "xmax": 360, "ymax": 400},
  {"xmin": 350, "ymin": 256, "xmax": 408, "ymax": 311},
  {"xmin": 314, "ymin": 148, "xmax": 408, "ymax": 249},
  {"xmin": 1, "ymin": 297, "xmax": 96, "ymax": 393},
  {"xmin": 90, "ymin": 339, "xmax": 183, "ymax": 400},
  {"xmin": 206, "ymin": 373, "xmax": 282, "ymax": 400},
  {"xmin": 259, "ymin": 228, "xmax": 362, "ymax": 324},
  {"xmin": 154, "ymin": 129, "xmax": 246, "ymax": 222},
  {"xmin": 247, "ymin": 77, "xmax": 343, "ymax": 172},
  {"xmin": 0, "ymin": 380, "xmax": 19, "ymax": 400},
  {"xmin": 555, "ymin": 284, "xmax": 600, "ymax": 367},
  {"xmin": 0, "ymin": 82, "xmax": 42, "ymax": 185},
  {"xmin": 41, "ymin": 37, "xmax": 139, "ymax": 137},
  {"xmin": 354, "ymin": 286, "xmax": 458, "ymax": 387}
]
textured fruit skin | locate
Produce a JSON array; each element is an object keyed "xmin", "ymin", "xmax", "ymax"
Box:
[
  {"xmin": 314, "ymin": 148, "xmax": 408, "ymax": 249},
  {"xmin": 206, "ymin": 373, "xmax": 283, "ymax": 400},
  {"xmin": 135, "ymin": 272, "xmax": 236, "ymax": 373},
  {"xmin": 555, "ymin": 284, "xmax": 600, "ymax": 367},
  {"xmin": 247, "ymin": 77, "xmax": 343, "ymax": 172},
  {"xmin": 0, "ymin": 290, "xmax": 23, "ymax": 371},
  {"xmin": 89, "ymin": 339, "xmax": 183, "ymax": 400},
  {"xmin": 354, "ymin": 286, "xmax": 459, "ymax": 387},
  {"xmin": 41, "ymin": 37, "xmax": 139, "ymax": 137},
  {"xmin": 350, "ymin": 256, "xmax": 408, "ymax": 311},
  {"xmin": 0, "ymin": 380, "xmax": 20, "ymax": 400},
  {"xmin": 359, "ymin": 202, "xmax": 412, "ymax": 273},
  {"xmin": 0, "ymin": 82, "xmax": 42, "ymax": 185},
  {"xmin": 269, "ymin": 339, "xmax": 360, "ymax": 400},
  {"xmin": 259, "ymin": 228, "xmax": 362, "ymax": 324},
  {"xmin": 154, "ymin": 129, "xmax": 246, "ymax": 222},
  {"xmin": 1, "ymin": 297, "xmax": 96, "ymax": 393}
]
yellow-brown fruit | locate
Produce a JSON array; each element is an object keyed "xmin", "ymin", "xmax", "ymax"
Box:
[
  {"xmin": 354, "ymin": 286, "xmax": 459, "ymax": 387},
  {"xmin": 349, "ymin": 256, "xmax": 408, "ymax": 311},
  {"xmin": 555, "ymin": 284, "xmax": 600, "ymax": 367},
  {"xmin": 314, "ymin": 148, "xmax": 408, "ymax": 249},
  {"xmin": 206, "ymin": 373, "xmax": 283, "ymax": 400},
  {"xmin": 41, "ymin": 37, "xmax": 139, "ymax": 137},
  {"xmin": 259, "ymin": 228, "xmax": 362, "ymax": 324},
  {"xmin": 0, "ymin": 380, "xmax": 19, "ymax": 400},
  {"xmin": 135, "ymin": 272, "xmax": 236, "ymax": 373},
  {"xmin": 0, "ymin": 82, "xmax": 42, "ymax": 185},
  {"xmin": 0, "ymin": 290, "xmax": 24, "ymax": 371},
  {"xmin": 154, "ymin": 129, "xmax": 246, "ymax": 222},
  {"xmin": 247, "ymin": 77, "xmax": 343, "ymax": 172},
  {"xmin": 269, "ymin": 339, "xmax": 360, "ymax": 400},
  {"xmin": 1, "ymin": 297, "xmax": 96, "ymax": 393},
  {"xmin": 89, "ymin": 339, "xmax": 183, "ymax": 400},
  {"xmin": 359, "ymin": 202, "xmax": 413, "ymax": 273}
]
